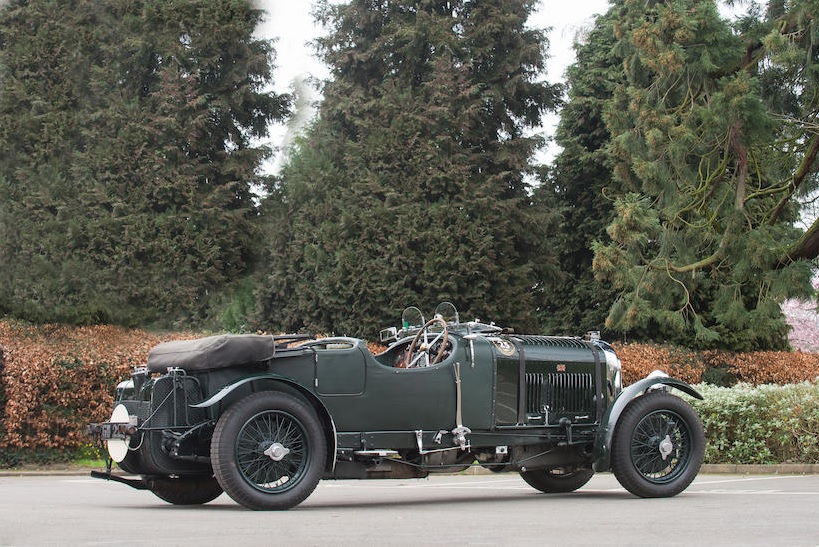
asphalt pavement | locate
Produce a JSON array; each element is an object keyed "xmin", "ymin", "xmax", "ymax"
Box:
[{"xmin": 1, "ymin": 471, "xmax": 817, "ymax": 545}]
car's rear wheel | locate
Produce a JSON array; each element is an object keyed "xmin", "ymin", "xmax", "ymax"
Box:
[
  {"xmin": 147, "ymin": 476, "xmax": 223, "ymax": 505},
  {"xmin": 519, "ymin": 467, "xmax": 594, "ymax": 493},
  {"xmin": 611, "ymin": 391, "xmax": 704, "ymax": 498},
  {"xmin": 211, "ymin": 391, "xmax": 326, "ymax": 510}
]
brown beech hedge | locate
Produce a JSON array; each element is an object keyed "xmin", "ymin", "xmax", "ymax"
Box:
[
  {"xmin": 2, "ymin": 320, "xmax": 819, "ymax": 464},
  {"xmin": 613, "ymin": 342, "xmax": 819, "ymax": 386},
  {"xmin": 0, "ymin": 320, "xmax": 195, "ymax": 462}
]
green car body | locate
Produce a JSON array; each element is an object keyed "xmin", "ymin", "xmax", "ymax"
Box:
[{"xmin": 90, "ymin": 303, "xmax": 705, "ymax": 510}]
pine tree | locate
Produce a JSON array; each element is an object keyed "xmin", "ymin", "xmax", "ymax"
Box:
[
  {"xmin": 0, "ymin": 0, "xmax": 288, "ymax": 326},
  {"xmin": 591, "ymin": 0, "xmax": 816, "ymax": 350},
  {"xmin": 260, "ymin": 0, "xmax": 561, "ymax": 337}
]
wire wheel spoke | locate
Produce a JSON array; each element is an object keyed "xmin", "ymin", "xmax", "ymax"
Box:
[
  {"xmin": 236, "ymin": 410, "xmax": 308, "ymax": 493},
  {"xmin": 631, "ymin": 410, "xmax": 690, "ymax": 483}
]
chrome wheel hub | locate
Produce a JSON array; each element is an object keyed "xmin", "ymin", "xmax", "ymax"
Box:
[
  {"xmin": 658, "ymin": 435, "xmax": 673, "ymax": 461},
  {"xmin": 263, "ymin": 442, "xmax": 290, "ymax": 462}
]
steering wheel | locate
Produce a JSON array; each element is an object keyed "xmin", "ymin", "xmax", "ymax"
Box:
[{"xmin": 403, "ymin": 317, "xmax": 449, "ymax": 368}]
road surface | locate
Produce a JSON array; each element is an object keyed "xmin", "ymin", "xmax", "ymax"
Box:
[{"xmin": 0, "ymin": 472, "xmax": 816, "ymax": 545}]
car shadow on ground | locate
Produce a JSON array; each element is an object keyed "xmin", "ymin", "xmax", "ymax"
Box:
[{"xmin": 104, "ymin": 488, "xmax": 639, "ymax": 512}]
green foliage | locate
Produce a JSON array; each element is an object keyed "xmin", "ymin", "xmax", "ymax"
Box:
[
  {"xmin": 0, "ymin": 0, "xmax": 288, "ymax": 328},
  {"xmin": 258, "ymin": 0, "xmax": 561, "ymax": 337},
  {"xmin": 586, "ymin": 0, "xmax": 817, "ymax": 350},
  {"xmin": 0, "ymin": 445, "xmax": 105, "ymax": 469},
  {"xmin": 691, "ymin": 382, "xmax": 819, "ymax": 464},
  {"xmin": 213, "ymin": 278, "xmax": 258, "ymax": 333},
  {"xmin": 536, "ymin": 9, "xmax": 621, "ymax": 337}
]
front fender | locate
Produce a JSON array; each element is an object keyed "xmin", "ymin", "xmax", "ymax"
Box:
[{"xmin": 592, "ymin": 375, "xmax": 702, "ymax": 472}]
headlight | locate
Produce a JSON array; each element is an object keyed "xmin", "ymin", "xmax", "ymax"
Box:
[{"xmin": 602, "ymin": 347, "xmax": 623, "ymax": 395}]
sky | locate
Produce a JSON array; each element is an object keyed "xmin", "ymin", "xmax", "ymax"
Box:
[{"xmin": 253, "ymin": 0, "xmax": 611, "ymax": 172}]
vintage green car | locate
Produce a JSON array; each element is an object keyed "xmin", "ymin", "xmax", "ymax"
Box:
[{"xmin": 89, "ymin": 303, "xmax": 705, "ymax": 510}]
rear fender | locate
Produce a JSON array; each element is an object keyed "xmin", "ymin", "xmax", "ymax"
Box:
[
  {"xmin": 192, "ymin": 373, "xmax": 338, "ymax": 473},
  {"xmin": 592, "ymin": 374, "xmax": 702, "ymax": 472}
]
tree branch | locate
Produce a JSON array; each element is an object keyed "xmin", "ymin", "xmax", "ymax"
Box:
[
  {"xmin": 780, "ymin": 216, "xmax": 819, "ymax": 264},
  {"xmin": 768, "ymin": 133, "xmax": 819, "ymax": 224}
]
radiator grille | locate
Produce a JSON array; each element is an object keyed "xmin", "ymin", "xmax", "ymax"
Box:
[
  {"xmin": 546, "ymin": 372, "xmax": 595, "ymax": 415},
  {"xmin": 525, "ymin": 373, "xmax": 545, "ymax": 414}
]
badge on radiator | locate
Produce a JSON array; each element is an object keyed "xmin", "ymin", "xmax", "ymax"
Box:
[{"xmin": 490, "ymin": 338, "xmax": 516, "ymax": 356}]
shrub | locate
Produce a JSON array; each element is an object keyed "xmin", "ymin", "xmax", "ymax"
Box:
[
  {"xmin": 0, "ymin": 320, "xmax": 194, "ymax": 461},
  {"xmin": 612, "ymin": 343, "xmax": 705, "ymax": 385},
  {"xmin": 613, "ymin": 342, "xmax": 819, "ymax": 387},
  {"xmin": 704, "ymin": 351, "xmax": 819, "ymax": 385},
  {"xmin": 690, "ymin": 382, "xmax": 819, "ymax": 464}
]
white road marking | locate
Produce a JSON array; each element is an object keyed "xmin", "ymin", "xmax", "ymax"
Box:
[{"xmin": 693, "ymin": 475, "xmax": 807, "ymax": 486}]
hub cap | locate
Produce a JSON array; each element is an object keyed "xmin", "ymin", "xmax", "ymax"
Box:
[
  {"xmin": 263, "ymin": 442, "xmax": 290, "ymax": 462},
  {"xmin": 658, "ymin": 435, "xmax": 673, "ymax": 461}
]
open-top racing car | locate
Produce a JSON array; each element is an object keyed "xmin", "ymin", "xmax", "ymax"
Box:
[{"xmin": 89, "ymin": 302, "xmax": 705, "ymax": 510}]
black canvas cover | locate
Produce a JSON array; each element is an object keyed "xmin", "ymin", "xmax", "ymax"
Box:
[{"xmin": 147, "ymin": 334, "xmax": 275, "ymax": 372}]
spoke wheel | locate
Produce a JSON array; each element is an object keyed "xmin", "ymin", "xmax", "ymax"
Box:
[
  {"xmin": 611, "ymin": 391, "xmax": 704, "ymax": 498},
  {"xmin": 520, "ymin": 467, "xmax": 594, "ymax": 493},
  {"xmin": 212, "ymin": 391, "xmax": 326, "ymax": 510},
  {"xmin": 147, "ymin": 476, "xmax": 223, "ymax": 505}
]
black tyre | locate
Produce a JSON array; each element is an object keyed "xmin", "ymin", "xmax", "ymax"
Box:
[
  {"xmin": 611, "ymin": 391, "xmax": 704, "ymax": 498},
  {"xmin": 116, "ymin": 447, "xmax": 141, "ymax": 475},
  {"xmin": 211, "ymin": 391, "xmax": 326, "ymax": 510},
  {"xmin": 147, "ymin": 476, "xmax": 223, "ymax": 505},
  {"xmin": 520, "ymin": 467, "xmax": 594, "ymax": 493}
]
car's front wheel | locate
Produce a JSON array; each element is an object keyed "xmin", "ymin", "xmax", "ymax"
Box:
[
  {"xmin": 147, "ymin": 476, "xmax": 223, "ymax": 505},
  {"xmin": 611, "ymin": 391, "xmax": 704, "ymax": 498},
  {"xmin": 520, "ymin": 467, "xmax": 594, "ymax": 493},
  {"xmin": 211, "ymin": 391, "xmax": 326, "ymax": 510}
]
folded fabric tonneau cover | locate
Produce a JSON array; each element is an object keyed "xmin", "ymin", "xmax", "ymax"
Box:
[{"xmin": 147, "ymin": 334, "xmax": 275, "ymax": 372}]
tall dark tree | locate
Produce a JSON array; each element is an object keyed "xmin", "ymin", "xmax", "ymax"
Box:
[
  {"xmin": 536, "ymin": 10, "xmax": 621, "ymax": 337},
  {"xmin": 260, "ymin": 0, "xmax": 561, "ymax": 337},
  {"xmin": 0, "ymin": 0, "xmax": 288, "ymax": 326}
]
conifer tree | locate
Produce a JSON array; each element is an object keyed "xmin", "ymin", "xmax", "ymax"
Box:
[
  {"xmin": 261, "ymin": 0, "xmax": 561, "ymax": 337},
  {"xmin": 591, "ymin": 0, "xmax": 817, "ymax": 350},
  {"xmin": 0, "ymin": 0, "xmax": 287, "ymax": 326},
  {"xmin": 536, "ymin": 10, "xmax": 621, "ymax": 336}
]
